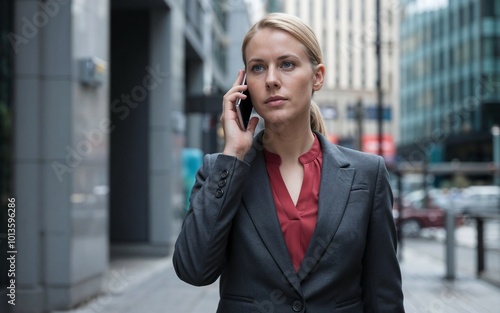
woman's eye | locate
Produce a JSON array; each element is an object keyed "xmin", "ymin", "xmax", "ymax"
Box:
[
  {"xmin": 281, "ymin": 61, "xmax": 294, "ymax": 69},
  {"xmin": 251, "ymin": 64, "xmax": 264, "ymax": 72}
]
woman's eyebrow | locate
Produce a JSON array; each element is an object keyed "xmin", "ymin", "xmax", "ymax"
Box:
[
  {"xmin": 277, "ymin": 54, "xmax": 299, "ymax": 60},
  {"xmin": 247, "ymin": 54, "xmax": 300, "ymax": 64}
]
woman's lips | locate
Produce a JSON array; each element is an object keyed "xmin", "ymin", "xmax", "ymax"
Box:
[{"xmin": 265, "ymin": 96, "xmax": 286, "ymax": 107}]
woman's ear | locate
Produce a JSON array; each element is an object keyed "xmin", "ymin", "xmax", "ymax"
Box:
[{"xmin": 313, "ymin": 64, "xmax": 325, "ymax": 91}]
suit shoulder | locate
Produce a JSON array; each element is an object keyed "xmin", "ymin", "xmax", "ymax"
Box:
[
  {"xmin": 203, "ymin": 152, "xmax": 221, "ymax": 162},
  {"xmin": 333, "ymin": 144, "xmax": 382, "ymax": 165}
]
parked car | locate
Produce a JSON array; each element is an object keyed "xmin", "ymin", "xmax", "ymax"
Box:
[
  {"xmin": 456, "ymin": 185, "xmax": 500, "ymax": 218},
  {"xmin": 393, "ymin": 190, "xmax": 464, "ymax": 237}
]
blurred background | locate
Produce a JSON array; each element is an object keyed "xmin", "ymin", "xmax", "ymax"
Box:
[{"xmin": 0, "ymin": 0, "xmax": 499, "ymax": 312}]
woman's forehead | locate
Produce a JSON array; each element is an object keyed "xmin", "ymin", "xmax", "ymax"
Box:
[{"xmin": 245, "ymin": 28, "xmax": 308, "ymax": 61}]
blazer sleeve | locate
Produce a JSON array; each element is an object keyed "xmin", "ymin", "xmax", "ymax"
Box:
[
  {"xmin": 173, "ymin": 153, "xmax": 251, "ymax": 286},
  {"xmin": 361, "ymin": 156, "xmax": 405, "ymax": 312}
]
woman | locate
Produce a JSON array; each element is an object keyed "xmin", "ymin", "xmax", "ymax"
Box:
[{"xmin": 173, "ymin": 13, "xmax": 404, "ymax": 312}]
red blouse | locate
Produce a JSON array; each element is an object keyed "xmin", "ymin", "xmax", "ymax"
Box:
[{"xmin": 264, "ymin": 134, "xmax": 323, "ymax": 272}]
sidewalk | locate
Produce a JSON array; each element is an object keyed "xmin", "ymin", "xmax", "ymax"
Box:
[
  {"xmin": 400, "ymin": 239, "xmax": 499, "ymax": 313},
  {"xmin": 53, "ymin": 239, "xmax": 500, "ymax": 313}
]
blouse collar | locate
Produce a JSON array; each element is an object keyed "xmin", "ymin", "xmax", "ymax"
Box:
[{"xmin": 264, "ymin": 133, "xmax": 321, "ymax": 165}]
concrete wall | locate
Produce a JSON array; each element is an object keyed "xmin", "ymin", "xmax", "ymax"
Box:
[
  {"xmin": 225, "ymin": 0, "xmax": 252, "ymax": 88},
  {"xmin": 148, "ymin": 5, "xmax": 185, "ymax": 247},
  {"xmin": 12, "ymin": 0, "xmax": 110, "ymax": 311}
]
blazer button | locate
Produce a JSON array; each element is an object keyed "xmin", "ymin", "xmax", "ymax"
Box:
[
  {"xmin": 218, "ymin": 179, "xmax": 227, "ymax": 187},
  {"xmin": 292, "ymin": 300, "xmax": 303, "ymax": 312},
  {"xmin": 220, "ymin": 169, "xmax": 229, "ymax": 179},
  {"xmin": 214, "ymin": 188, "xmax": 224, "ymax": 198}
]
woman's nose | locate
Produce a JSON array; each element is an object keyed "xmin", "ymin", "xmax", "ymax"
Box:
[{"xmin": 265, "ymin": 68, "xmax": 280, "ymax": 89}]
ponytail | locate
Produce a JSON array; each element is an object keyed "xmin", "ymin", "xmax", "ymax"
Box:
[{"xmin": 310, "ymin": 101, "xmax": 327, "ymax": 136}]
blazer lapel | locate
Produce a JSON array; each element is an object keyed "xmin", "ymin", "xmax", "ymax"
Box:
[
  {"xmin": 297, "ymin": 135, "xmax": 354, "ymax": 281},
  {"xmin": 242, "ymin": 135, "xmax": 303, "ymax": 293}
]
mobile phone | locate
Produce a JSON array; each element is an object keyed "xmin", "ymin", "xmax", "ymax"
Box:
[{"xmin": 236, "ymin": 75, "xmax": 253, "ymax": 130}]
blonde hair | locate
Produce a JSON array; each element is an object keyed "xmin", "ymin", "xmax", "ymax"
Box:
[
  {"xmin": 242, "ymin": 13, "xmax": 327, "ymax": 136},
  {"xmin": 310, "ymin": 101, "xmax": 327, "ymax": 136}
]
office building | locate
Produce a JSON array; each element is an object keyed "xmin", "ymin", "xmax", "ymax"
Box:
[
  {"xmin": 280, "ymin": 0, "xmax": 400, "ymax": 162},
  {"xmin": 398, "ymin": 0, "xmax": 500, "ymax": 166},
  {"xmin": 1, "ymin": 0, "xmax": 250, "ymax": 312}
]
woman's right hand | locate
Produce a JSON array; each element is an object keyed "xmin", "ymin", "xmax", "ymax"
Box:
[{"xmin": 221, "ymin": 70, "xmax": 259, "ymax": 160}]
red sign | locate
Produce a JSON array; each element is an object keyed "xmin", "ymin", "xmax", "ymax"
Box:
[
  {"xmin": 362, "ymin": 134, "xmax": 395, "ymax": 161},
  {"xmin": 327, "ymin": 134, "xmax": 339, "ymax": 144}
]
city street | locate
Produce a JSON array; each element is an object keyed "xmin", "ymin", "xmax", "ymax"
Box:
[
  {"xmin": 414, "ymin": 219, "xmax": 500, "ymax": 280},
  {"xmin": 3, "ymin": 1, "xmax": 500, "ymax": 312},
  {"xmin": 50, "ymin": 222, "xmax": 500, "ymax": 313}
]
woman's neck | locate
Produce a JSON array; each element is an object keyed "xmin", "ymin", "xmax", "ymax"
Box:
[{"xmin": 263, "ymin": 123, "xmax": 315, "ymax": 162}]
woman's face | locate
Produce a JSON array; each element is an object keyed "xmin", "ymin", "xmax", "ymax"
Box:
[{"xmin": 244, "ymin": 28, "xmax": 324, "ymax": 130}]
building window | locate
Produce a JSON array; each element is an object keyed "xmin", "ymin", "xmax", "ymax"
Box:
[
  {"xmin": 463, "ymin": 39, "xmax": 471, "ymax": 62},
  {"xmin": 449, "ymin": 81, "xmax": 455, "ymax": 104},
  {"xmin": 348, "ymin": 1, "xmax": 352, "ymax": 22},
  {"xmin": 310, "ymin": 0, "xmax": 314, "ymax": 25},
  {"xmin": 436, "ymin": 88, "xmax": 441, "ymax": 107},
  {"xmin": 492, "ymin": 36, "xmax": 500, "ymax": 57},
  {"xmin": 440, "ymin": 15, "xmax": 445, "ymax": 37},
  {"xmin": 212, "ymin": 0, "xmax": 226, "ymax": 27},
  {"xmin": 449, "ymin": 8, "xmax": 454, "ymax": 33},
  {"xmin": 361, "ymin": 50, "xmax": 366, "ymax": 87},
  {"xmin": 212, "ymin": 32, "xmax": 227, "ymax": 73},
  {"xmin": 322, "ymin": 26, "xmax": 327, "ymax": 53},
  {"xmin": 481, "ymin": 0, "xmax": 495, "ymax": 17},
  {"xmin": 361, "ymin": 0, "xmax": 365, "ymax": 23},
  {"xmin": 431, "ymin": 19, "xmax": 438, "ymax": 41},
  {"xmin": 483, "ymin": 37, "xmax": 495, "ymax": 57},
  {"xmin": 439, "ymin": 50, "xmax": 445, "ymax": 70},
  {"xmin": 455, "ymin": 43, "xmax": 462, "ymax": 64},
  {"xmin": 459, "ymin": 4, "xmax": 466, "ymax": 27},
  {"xmin": 457, "ymin": 79, "xmax": 463, "ymax": 101},
  {"xmin": 323, "ymin": 0, "xmax": 328, "ymax": 20},
  {"xmin": 348, "ymin": 31, "xmax": 353, "ymax": 87},
  {"xmin": 336, "ymin": 0, "xmax": 340, "ymax": 21},
  {"xmin": 335, "ymin": 30, "xmax": 340, "ymax": 86},
  {"xmin": 470, "ymin": 1, "xmax": 476, "ymax": 22},
  {"xmin": 387, "ymin": 8, "xmax": 393, "ymax": 27}
]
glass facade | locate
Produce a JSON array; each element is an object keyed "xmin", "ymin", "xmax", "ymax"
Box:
[
  {"xmin": 399, "ymin": 0, "xmax": 500, "ymax": 163},
  {"xmin": 211, "ymin": 0, "xmax": 228, "ymax": 83}
]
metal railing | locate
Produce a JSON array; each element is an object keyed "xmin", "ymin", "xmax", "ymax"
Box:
[{"xmin": 473, "ymin": 214, "xmax": 500, "ymax": 287}]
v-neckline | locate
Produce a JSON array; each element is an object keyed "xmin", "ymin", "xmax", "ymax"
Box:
[{"xmin": 264, "ymin": 135, "xmax": 321, "ymax": 219}]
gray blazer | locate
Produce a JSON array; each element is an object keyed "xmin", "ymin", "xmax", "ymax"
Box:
[{"xmin": 173, "ymin": 131, "xmax": 404, "ymax": 313}]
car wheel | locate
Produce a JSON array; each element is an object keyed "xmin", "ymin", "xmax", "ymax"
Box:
[{"xmin": 401, "ymin": 219, "xmax": 421, "ymax": 238}]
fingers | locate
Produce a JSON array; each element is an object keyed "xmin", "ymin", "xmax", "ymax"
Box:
[
  {"xmin": 247, "ymin": 116, "xmax": 260, "ymax": 134},
  {"xmin": 222, "ymin": 70, "xmax": 248, "ymax": 116},
  {"xmin": 220, "ymin": 71, "xmax": 257, "ymax": 160},
  {"xmin": 232, "ymin": 69, "xmax": 246, "ymax": 87}
]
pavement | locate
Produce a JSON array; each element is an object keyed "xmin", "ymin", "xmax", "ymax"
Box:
[
  {"xmin": 52, "ymin": 224, "xmax": 500, "ymax": 313},
  {"xmin": 400, "ymin": 238, "xmax": 499, "ymax": 313}
]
